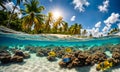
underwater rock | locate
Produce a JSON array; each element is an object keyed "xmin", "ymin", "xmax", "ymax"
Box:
[
  {"xmin": 0, "ymin": 56, "xmax": 11, "ymax": 64},
  {"xmin": 112, "ymin": 48, "xmax": 120, "ymax": 53},
  {"xmin": 25, "ymin": 46, "xmax": 31, "ymax": 51},
  {"xmin": 71, "ymin": 58, "xmax": 80, "ymax": 67},
  {"xmin": 42, "ymin": 49, "xmax": 50, "ymax": 56},
  {"xmin": 59, "ymin": 61, "xmax": 67, "ymax": 68},
  {"xmin": 47, "ymin": 56, "xmax": 56, "ymax": 61},
  {"xmin": 77, "ymin": 52, "xmax": 89, "ymax": 66},
  {"xmin": 111, "ymin": 52, "xmax": 120, "ymax": 65},
  {"xmin": 29, "ymin": 48, "xmax": 36, "ymax": 53},
  {"xmin": 112, "ymin": 52, "xmax": 120, "ymax": 59},
  {"xmin": 85, "ymin": 55, "xmax": 93, "ymax": 65},
  {"xmin": 92, "ymin": 51, "xmax": 107, "ymax": 63},
  {"xmin": 24, "ymin": 52, "xmax": 30, "ymax": 59},
  {"xmin": 0, "ymin": 50, "xmax": 11, "ymax": 64},
  {"xmin": 36, "ymin": 51, "xmax": 44, "ymax": 57},
  {"xmin": 56, "ymin": 51, "xmax": 64, "ymax": 58},
  {"xmin": 15, "ymin": 50, "xmax": 25, "ymax": 58},
  {"xmin": 11, "ymin": 55, "xmax": 23, "ymax": 62}
]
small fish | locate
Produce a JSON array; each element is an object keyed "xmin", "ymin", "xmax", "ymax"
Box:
[
  {"xmin": 65, "ymin": 48, "xmax": 72, "ymax": 53},
  {"xmin": 62, "ymin": 58, "xmax": 71, "ymax": 63},
  {"xmin": 48, "ymin": 51, "xmax": 56, "ymax": 57},
  {"xmin": 97, "ymin": 60, "xmax": 113, "ymax": 71}
]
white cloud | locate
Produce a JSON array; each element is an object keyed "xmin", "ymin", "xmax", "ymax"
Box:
[
  {"xmin": 72, "ymin": 0, "xmax": 90, "ymax": 12},
  {"xmin": 102, "ymin": 13, "xmax": 120, "ymax": 34},
  {"xmin": 85, "ymin": 28, "xmax": 103, "ymax": 37},
  {"xmin": 70, "ymin": 16, "xmax": 76, "ymax": 21},
  {"xmin": 95, "ymin": 21, "xmax": 101, "ymax": 28},
  {"xmin": 117, "ymin": 23, "xmax": 120, "ymax": 29},
  {"xmin": 104, "ymin": 13, "xmax": 120, "ymax": 25},
  {"xmin": 102, "ymin": 26, "xmax": 110, "ymax": 32},
  {"xmin": 3, "ymin": 2, "xmax": 22, "ymax": 18},
  {"xmin": 98, "ymin": 0, "xmax": 109, "ymax": 13}
]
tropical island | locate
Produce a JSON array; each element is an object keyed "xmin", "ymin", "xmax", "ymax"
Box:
[
  {"xmin": 0, "ymin": 0, "xmax": 120, "ymax": 72},
  {"xmin": 0, "ymin": 0, "xmax": 119, "ymax": 38}
]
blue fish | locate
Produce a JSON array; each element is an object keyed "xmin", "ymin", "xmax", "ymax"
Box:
[{"xmin": 62, "ymin": 58, "xmax": 71, "ymax": 63}]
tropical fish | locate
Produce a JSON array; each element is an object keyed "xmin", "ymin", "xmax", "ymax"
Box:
[
  {"xmin": 48, "ymin": 51, "xmax": 56, "ymax": 57},
  {"xmin": 62, "ymin": 58, "xmax": 71, "ymax": 63},
  {"xmin": 65, "ymin": 48, "xmax": 72, "ymax": 53},
  {"xmin": 96, "ymin": 60, "xmax": 113, "ymax": 71}
]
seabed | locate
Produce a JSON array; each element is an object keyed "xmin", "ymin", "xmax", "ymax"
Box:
[{"xmin": 0, "ymin": 33, "xmax": 120, "ymax": 72}]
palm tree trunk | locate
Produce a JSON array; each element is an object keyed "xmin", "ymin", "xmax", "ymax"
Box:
[{"xmin": 7, "ymin": 3, "xmax": 18, "ymax": 28}]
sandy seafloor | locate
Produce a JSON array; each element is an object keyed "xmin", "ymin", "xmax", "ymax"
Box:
[
  {"xmin": 0, "ymin": 54, "xmax": 120, "ymax": 72},
  {"xmin": 0, "ymin": 26, "xmax": 120, "ymax": 72}
]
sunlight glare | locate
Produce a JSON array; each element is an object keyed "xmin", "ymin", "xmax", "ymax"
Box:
[{"xmin": 52, "ymin": 9, "xmax": 63, "ymax": 19}]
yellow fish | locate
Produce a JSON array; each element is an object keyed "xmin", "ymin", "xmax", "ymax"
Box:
[
  {"xmin": 65, "ymin": 48, "xmax": 72, "ymax": 53},
  {"xmin": 97, "ymin": 60, "xmax": 113, "ymax": 71},
  {"xmin": 48, "ymin": 51, "xmax": 56, "ymax": 57}
]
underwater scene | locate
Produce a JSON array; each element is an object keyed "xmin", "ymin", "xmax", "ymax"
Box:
[
  {"xmin": 0, "ymin": 0, "xmax": 120, "ymax": 72},
  {"xmin": 0, "ymin": 32, "xmax": 120, "ymax": 72}
]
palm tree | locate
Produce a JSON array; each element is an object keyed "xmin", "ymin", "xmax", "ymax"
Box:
[
  {"xmin": 7, "ymin": 0, "xmax": 27, "ymax": 27},
  {"xmin": 44, "ymin": 12, "xmax": 53, "ymax": 33},
  {"xmin": 0, "ymin": 0, "xmax": 11, "ymax": 10},
  {"xmin": 52, "ymin": 16, "xmax": 63, "ymax": 33},
  {"xmin": 22, "ymin": 0, "xmax": 45, "ymax": 33},
  {"xmin": 62, "ymin": 21, "xmax": 68, "ymax": 33},
  {"xmin": 77, "ymin": 24, "xmax": 82, "ymax": 34}
]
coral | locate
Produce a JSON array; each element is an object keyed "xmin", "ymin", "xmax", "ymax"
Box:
[
  {"xmin": 47, "ymin": 56, "xmax": 56, "ymax": 61},
  {"xmin": 24, "ymin": 52, "xmax": 30, "ymax": 59},
  {"xmin": 11, "ymin": 55, "xmax": 23, "ymax": 62},
  {"xmin": 36, "ymin": 51, "xmax": 44, "ymax": 57},
  {"xmin": 15, "ymin": 50, "xmax": 25, "ymax": 58},
  {"xmin": 112, "ymin": 52, "xmax": 120, "ymax": 65},
  {"xmin": 0, "ymin": 50, "xmax": 11, "ymax": 64}
]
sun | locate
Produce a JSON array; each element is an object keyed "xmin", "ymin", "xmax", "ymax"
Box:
[{"xmin": 52, "ymin": 9, "xmax": 63, "ymax": 19}]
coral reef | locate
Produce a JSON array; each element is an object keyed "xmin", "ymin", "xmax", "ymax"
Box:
[{"xmin": 0, "ymin": 49, "xmax": 30, "ymax": 64}]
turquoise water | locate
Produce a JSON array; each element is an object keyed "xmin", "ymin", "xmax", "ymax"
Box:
[{"xmin": 0, "ymin": 33, "xmax": 120, "ymax": 48}]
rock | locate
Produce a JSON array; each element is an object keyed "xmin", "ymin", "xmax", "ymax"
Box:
[
  {"xmin": 71, "ymin": 58, "xmax": 80, "ymax": 66},
  {"xmin": 0, "ymin": 56, "xmax": 11, "ymax": 64},
  {"xmin": 0, "ymin": 50, "xmax": 11, "ymax": 64},
  {"xmin": 36, "ymin": 51, "xmax": 44, "ymax": 57},
  {"xmin": 67, "ymin": 63, "xmax": 73, "ymax": 68},
  {"xmin": 15, "ymin": 50, "xmax": 25, "ymax": 57},
  {"xmin": 24, "ymin": 52, "xmax": 30, "ymax": 59},
  {"xmin": 11, "ymin": 55, "xmax": 23, "ymax": 62},
  {"xmin": 111, "ymin": 52, "xmax": 120, "ymax": 66},
  {"xmin": 59, "ymin": 61, "xmax": 67, "ymax": 68},
  {"xmin": 91, "ymin": 51, "xmax": 107, "ymax": 64},
  {"xmin": 112, "ymin": 52, "xmax": 120, "ymax": 59},
  {"xmin": 56, "ymin": 51, "xmax": 64, "ymax": 58},
  {"xmin": 47, "ymin": 56, "xmax": 56, "ymax": 61}
]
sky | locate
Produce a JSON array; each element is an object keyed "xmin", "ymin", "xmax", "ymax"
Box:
[{"xmin": 1, "ymin": 0, "xmax": 120, "ymax": 37}]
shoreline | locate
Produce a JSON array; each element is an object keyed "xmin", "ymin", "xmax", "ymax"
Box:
[{"xmin": 0, "ymin": 26, "xmax": 120, "ymax": 40}]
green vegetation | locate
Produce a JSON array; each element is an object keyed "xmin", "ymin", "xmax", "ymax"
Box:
[
  {"xmin": 108, "ymin": 28, "xmax": 119, "ymax": 35},
  {"xmin": 0, "ymin": 0, "xmax": 84, "ymax": 35}
]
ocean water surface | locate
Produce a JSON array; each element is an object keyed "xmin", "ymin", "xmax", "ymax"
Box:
[{"xmin": 0, "ymin": 33, "xmax": 120, "ymax": 48}]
